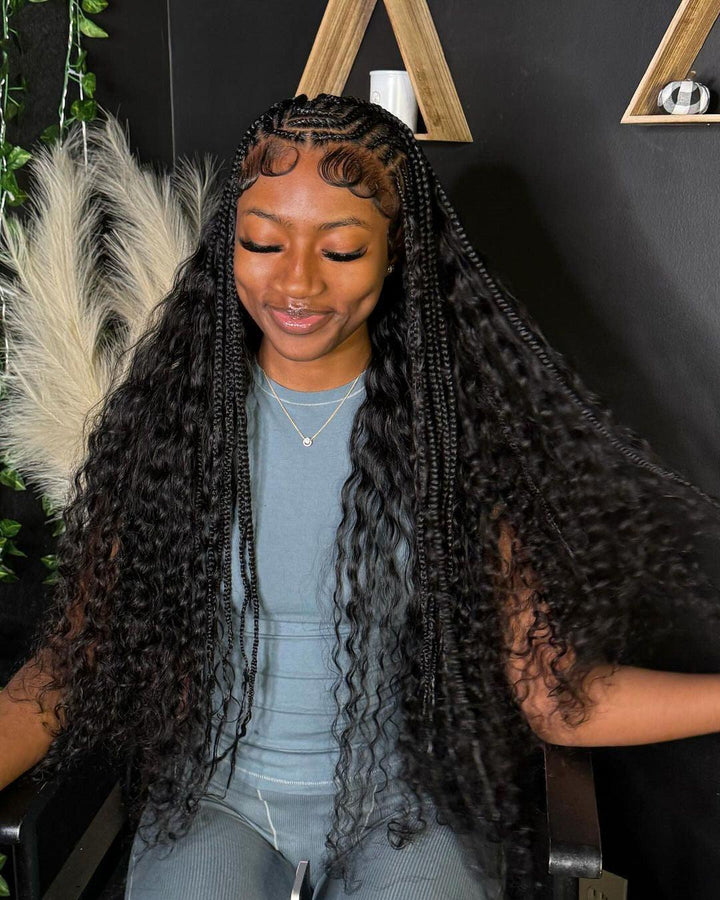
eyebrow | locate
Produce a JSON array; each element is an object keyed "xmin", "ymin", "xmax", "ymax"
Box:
[{"xmin": 238, "ymin": 207, "xmax": 372, "ymax": 232}]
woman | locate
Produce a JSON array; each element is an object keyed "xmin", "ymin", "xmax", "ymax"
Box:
[{"xmin": 2, "ymin": 93, "xmax": 720, "ymax": 899}]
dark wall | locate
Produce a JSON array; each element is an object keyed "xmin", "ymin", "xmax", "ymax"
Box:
[{"xmin": 2, "ymin": 2, "xmax": 719, "ymax": 897}]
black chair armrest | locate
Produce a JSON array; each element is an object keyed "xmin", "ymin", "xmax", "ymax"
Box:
[
  {"xmin": 543, "ymin": 742, "xmax": 602, "ymax": 880},
  {"xmin": 0, "ymin": 752, "xmax": 126, "ymax": 899}
]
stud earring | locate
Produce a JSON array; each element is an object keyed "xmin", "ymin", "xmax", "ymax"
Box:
[{"xmin": 386, "ymin": 263, "xmax": 394, "ymax": 275}]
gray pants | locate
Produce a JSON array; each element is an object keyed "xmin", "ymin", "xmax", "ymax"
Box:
[{"xmin": 124, "ymin": 777, "xmax": 506, "ymax": 899}]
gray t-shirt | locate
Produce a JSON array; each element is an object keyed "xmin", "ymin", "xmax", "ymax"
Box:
[{"xmin": 211, "ymin": 357, "xmax": 402, "ymax": 794}]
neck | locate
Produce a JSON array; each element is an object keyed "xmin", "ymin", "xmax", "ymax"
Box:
[{"xmin": 256, "ymin": 335, "xmax": 371, "ymax": 392}]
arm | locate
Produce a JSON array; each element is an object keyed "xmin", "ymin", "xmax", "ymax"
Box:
[
  {"xmin": 541, "ymin": 664, "xmax": 720, "ymax": 747},
  {"xmin": 0, "ymin": 535, "xmax": 120, "ymax": 790},
  {"xmin": 496, "ymin": 516, "xmax": 720, "ymax": 747},
  {"xmin": 0, "ymin": 654, "xmax": 63, "ymax": 790}
]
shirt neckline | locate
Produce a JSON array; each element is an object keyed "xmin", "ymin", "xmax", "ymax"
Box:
[{"xmin": 251, "ymin": 358, "xmax": 367, "ymax": 405}]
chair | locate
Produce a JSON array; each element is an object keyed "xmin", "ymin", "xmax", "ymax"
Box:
[
  {"xmin": 0, "ymin": 742, "xmax": 601, "ymax": 900},
  {"xmin": 543, "ymin": 743, "xmax": 602, "ymax": 899},
  {"xmin": 0, "ymin": 751, "xmax": 127, "ymax": 899}
]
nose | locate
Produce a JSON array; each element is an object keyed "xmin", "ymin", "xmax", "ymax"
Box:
[{"xmin": 275, "ymin": 244, "xmax": 324, "ymax": 299}]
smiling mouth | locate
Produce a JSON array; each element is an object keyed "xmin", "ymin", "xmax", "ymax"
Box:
[{"xmin": 268, "ymin": 307, "xmax": 332, "ymax": 333}]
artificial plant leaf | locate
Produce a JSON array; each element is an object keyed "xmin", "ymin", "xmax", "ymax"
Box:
[
  {"xmin": 7, "ymin": 145, "xmax": 31, "ymax": 169},
  {"xmin": 39, "ymin": 123, "xmax": 60, "ymax": 144},
  {"xmin": 0, "ymin": 466, "xmax": 26, "ymax": 489},
  {"xmin": 0, "ymin": 519, "xmax": 22, "ymax": 537},
  {"xmin": 9, "ymin": 24, "xmax": 22, "ymax": 53},
  {"xmin": 5, "ymin": 183, "xmax": 27, "ymax": 206},
  {"xmin": 82, "ymin": 71, "xmax": 96, "ymax": 97},
  {"xmin": 70, "ymin": 97, "xmax": 97, "ymax": 122},
  {"xmin": 5, "ymin": 96, "xmax": 22, "ymax": 120},
  {"xmin": 0, "ymin": 170, "xmax": 17, "ymax": 194},
  {"xmin": 0, "ymin": 565, "xmax": 18, "ymax": 584},
  {"xmin": 5, "ymin": 540, "xmax": 27, "ymax": 558},
  {"xmin": 78, "ymin": 12, "xmax": 108, "ymax": 38},
  {"xmin": 41, "ymin": 494, "xmax": 59, "ymax": 517}
]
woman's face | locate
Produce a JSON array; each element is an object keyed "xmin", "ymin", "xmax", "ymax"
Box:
[{"xmin": 233, "ymin": 144, "xmax": 393, "ymax": 368}]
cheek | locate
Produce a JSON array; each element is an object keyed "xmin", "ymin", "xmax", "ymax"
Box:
[
  {"xmin": 332, "ymin": 261, "xmax": 386, "ymax": 303},
  {"xmin": 233, "ymin": 251, "xmax": 268, "ymax": 303},
  {"xmin": 233, "ymin": 247, "xmax": 250, "ymax": 281},
  {"xmin": 338, "ymin": 281, "xmax": 384, "ymax": 330}
]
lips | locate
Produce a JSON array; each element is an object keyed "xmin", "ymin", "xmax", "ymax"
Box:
[
  {"xmin": 273, "ymin": 307, "xmax": 330, "ymax": 317},
  {"xmin": 268, "ymin": 307, "xmax": 332, "ymax": 334}
]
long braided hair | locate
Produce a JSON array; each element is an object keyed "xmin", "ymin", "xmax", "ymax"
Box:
[{"xmin": 24, "ymin": 93, "xmax": 720, "ymax": 896}]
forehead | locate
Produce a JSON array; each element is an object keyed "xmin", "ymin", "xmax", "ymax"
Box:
[{"xmin": 236, "ymin": 145, "xmax": 387, "ymax": 230}]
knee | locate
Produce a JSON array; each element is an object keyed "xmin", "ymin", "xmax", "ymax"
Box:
[{"xmin": 125, "ymin": 802, "xmax": 295, "ymax": 900}]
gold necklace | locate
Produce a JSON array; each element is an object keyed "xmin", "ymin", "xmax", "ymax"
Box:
[{"xmin": 259, "ymin": 365, "xmax": 363, "ymax": 447}]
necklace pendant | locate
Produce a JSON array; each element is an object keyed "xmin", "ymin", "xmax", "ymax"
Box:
[{"xmin": 302, "ymin": 436, "xmax": 313, "ymax": 447}]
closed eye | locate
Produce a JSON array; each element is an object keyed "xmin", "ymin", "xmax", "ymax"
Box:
[{"xmin": 238, "ymin": 238, "xmax": 366, "ymax": 262}]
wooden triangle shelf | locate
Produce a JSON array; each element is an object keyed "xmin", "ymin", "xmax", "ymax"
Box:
[
  {"xmin": 623, "ymin": 0, "xmax": 720, "ymax": 123},
  {"xmin": 296, "ymin": 0, "xmax": 472, "ymax": 142}
]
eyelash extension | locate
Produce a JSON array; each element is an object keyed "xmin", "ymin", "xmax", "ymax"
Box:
[{"xmin": 238, "ymin": 238, "xmax": 366, "ymax": 262}]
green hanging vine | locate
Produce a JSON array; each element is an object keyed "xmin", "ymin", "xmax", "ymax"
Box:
[{"xmin": 0, "ymin": 0, "xmax": 109, "ymax": 593}]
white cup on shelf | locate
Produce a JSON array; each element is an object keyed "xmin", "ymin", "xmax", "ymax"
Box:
[{"xmin": 369, "ymin": 70, "xmax": 418, "ymax": 132}]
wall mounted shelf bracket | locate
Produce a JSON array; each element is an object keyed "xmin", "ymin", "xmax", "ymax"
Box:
[
  {"xmin": 623, "ymin": 0, "xmax": 720, "ymax": 124},
  {"xmin": 296, "ymin": 0, "xmax": 472, "ymax": 142}
]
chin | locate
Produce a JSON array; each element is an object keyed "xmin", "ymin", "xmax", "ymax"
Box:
[{"xmin": 263, "ymin": 335, "xmax": 336, "ymax": 362}]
